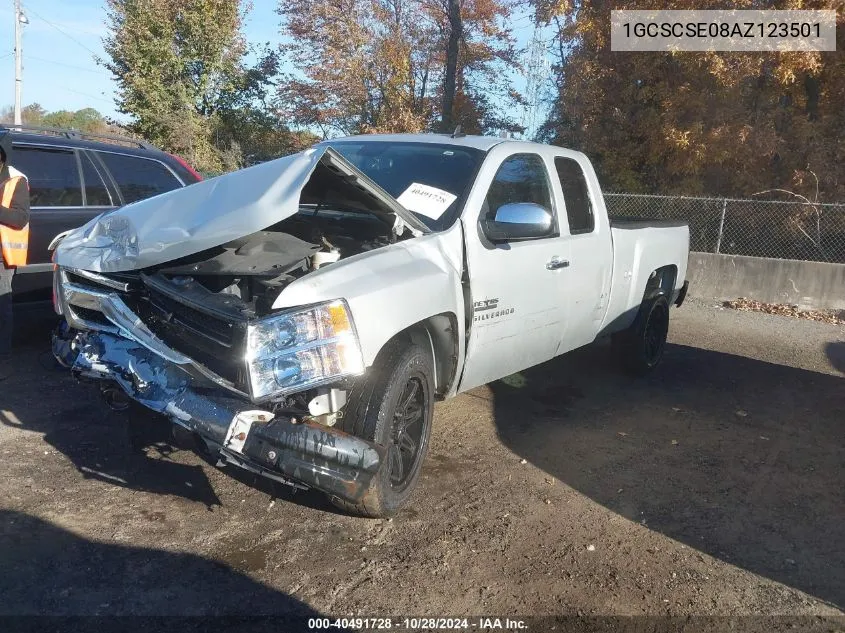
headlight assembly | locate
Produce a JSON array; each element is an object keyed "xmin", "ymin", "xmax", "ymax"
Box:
[{"xmin": 245, "ymin": 300, "xmax": 365, "ymax": 400}]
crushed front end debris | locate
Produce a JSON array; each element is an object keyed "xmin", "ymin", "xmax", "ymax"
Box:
[{"xmin": 53, "ymin": 326, "xmax": 384, "ymax": 502}]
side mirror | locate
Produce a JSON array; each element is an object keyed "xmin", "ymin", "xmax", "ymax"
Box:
[{"xmin": 482, "ymin": 202, "xmax": 553, "ymax": 242}]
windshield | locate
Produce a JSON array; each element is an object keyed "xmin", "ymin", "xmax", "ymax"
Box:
[{"xmin": 325, "ymin": 141, "xmax": 485, "ymax": 231}]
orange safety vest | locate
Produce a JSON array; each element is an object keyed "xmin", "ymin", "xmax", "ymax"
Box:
[{"xmin": 0, "ymin": 175, "xmax": 28, "ymax": 267}]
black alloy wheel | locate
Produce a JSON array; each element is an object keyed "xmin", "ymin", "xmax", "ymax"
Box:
[
  {"xmin": 615, "ymin": 294, "xmax": 671, "ymax": 375},
  {"xmin": 388, "ymin": 376, "xmax": 428, "ymax": 491},
  {"xmin": 643, "ymin": 298, "xmax": 670, "ymax": 366}
]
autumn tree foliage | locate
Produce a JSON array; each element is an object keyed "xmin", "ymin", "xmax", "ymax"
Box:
[
  {"xmin": 103, "ymin": 0, "xmax": 315, "ymax": 171},
  {"xmin": 539, "ymin": 0, "xmax": 845, "ymax": 200},
  {"xmin": 276, "ymin": 0, "xmax": 522, "ymax": 136},
  {"xmin": 103, "ymin": 0, "xmax": 245, "ymax": 170}
]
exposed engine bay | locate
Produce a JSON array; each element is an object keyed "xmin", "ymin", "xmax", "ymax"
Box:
[
  {"xmin": 147, "ymin": 206, "xmax": 400, "ymax": 319},
  {"xmin": 132, "ymin": 153, "xmax": 411, "ymax": 318}
]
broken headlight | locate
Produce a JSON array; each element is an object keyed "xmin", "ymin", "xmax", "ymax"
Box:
[{"xmin": 245, "ymin": 300, "xmax": 365, "ymax": 400}]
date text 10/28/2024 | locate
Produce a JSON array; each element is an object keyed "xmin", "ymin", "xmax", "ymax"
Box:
[{"xmin": 308, "ymin": 618, "xmax": 528, "ymax": 630}]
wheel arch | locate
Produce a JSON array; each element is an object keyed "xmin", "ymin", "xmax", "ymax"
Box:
[
  {"xmin": 600, "ymin": 263, "xmax": 679, "ymax": 336},
  {"xmin": 642, "ymin": 264, "xmax": 678, "ymax": 301},
  {"xmin": 381, "ymin": 313, "xmax": 460, "ymax": 399}
]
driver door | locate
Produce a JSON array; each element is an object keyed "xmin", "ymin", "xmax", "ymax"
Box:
[{"xmin": 457, "ymin": 151, "xmax": 570, "ymax": 392}]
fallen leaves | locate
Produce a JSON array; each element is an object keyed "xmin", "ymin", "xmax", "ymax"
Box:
[{"xmin": 723, "ymin": 298, "xmax": 845, "ymax": 325}]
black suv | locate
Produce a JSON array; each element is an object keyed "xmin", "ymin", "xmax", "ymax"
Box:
[{"xmin": 4, "ymin": 126, "xmax": 202, "ymax": 303}]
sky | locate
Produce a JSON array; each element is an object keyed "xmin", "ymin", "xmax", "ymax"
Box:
[{"xmin": 0, "ymin": 0, "xmax": 544, "ymax": 133}]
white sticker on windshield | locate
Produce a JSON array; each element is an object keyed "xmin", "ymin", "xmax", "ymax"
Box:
[{"xmin": 396, "ymin": 183, "xmax": 458, "ymax": 220}]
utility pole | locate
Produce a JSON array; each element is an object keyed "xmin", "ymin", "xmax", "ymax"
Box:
[{"xmin": 14, "ymin": 0, "xmax": 27, "ymax": 126}]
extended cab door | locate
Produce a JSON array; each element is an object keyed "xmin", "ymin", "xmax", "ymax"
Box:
[
  {"xmin": 550, "ymin": 153, "xmax": 613, "ymax": 352},
  {"xmin": 457, "ymin": 148, "xmax": 571, "ymax": 392}
]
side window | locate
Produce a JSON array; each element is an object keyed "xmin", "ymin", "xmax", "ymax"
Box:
[
  {"xmin": 554, "ymin": 157, "xmax": 594, "ymax": 234},
  {"xmin": 11, "ymin": 145, "xmax": 83, "ymax": 207},
  {"xmin": 80, "ymin": 153, "xmax": 113, "ymax": 206},
  {"xmin": 97, "ymin": 152, "xmax": 181, "ymax": 204},
  {"xmin": 484, "ymin": 153, "xmax": 553, "ymax": 218}
]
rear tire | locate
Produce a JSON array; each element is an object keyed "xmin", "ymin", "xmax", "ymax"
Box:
[
  {"xmin": 613, "ymin": 295, "xmax": 670, "ymax": 376},
  {"xmin": 331, "ymin": 338, "xmax": 434, "ymax": 518}
]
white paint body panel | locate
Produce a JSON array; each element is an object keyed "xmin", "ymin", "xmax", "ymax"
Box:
[
  {"xmin": 458, "ymin": 142, "xmax": 572, "ymax": 392},
  {"xmin": 548, "ymin": 150, "xmax": 613, "ymax": 353},
  {"xmin": 273, "ymin": 222, "xmax": 465, "ymax": 375},
  {"xmin": 603, "ymin": 223, "xmax": 690, "ymax": 333}
]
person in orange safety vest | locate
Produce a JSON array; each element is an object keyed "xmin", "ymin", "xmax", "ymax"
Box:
[{"xmin": 0, "ymin": 128, "xmax": 31, "ymax": 362}]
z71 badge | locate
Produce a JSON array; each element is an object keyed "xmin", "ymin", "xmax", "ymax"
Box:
[{"xmin": 473, "ymin": 298, "xmax": 515, "ymax": 322}]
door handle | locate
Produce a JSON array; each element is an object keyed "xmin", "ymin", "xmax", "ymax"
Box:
[{"xmin": 546, "ymin": 257, "xmax": 570, "ymax": 270}]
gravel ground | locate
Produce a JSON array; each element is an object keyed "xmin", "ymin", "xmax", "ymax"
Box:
[{"xmin": 0, "ymin": 299, "xmax": 843, "ymax": 630}]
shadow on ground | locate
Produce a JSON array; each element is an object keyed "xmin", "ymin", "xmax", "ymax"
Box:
[
  {"xmin": 1, "ymin": 318, "xmax": 340, "ymax": 514},
  {"xmin": 825, "ymin": 341, "xmax": 845, "ymax": 375},
  {"xmin": 490, "ymin": 341, "xmax": 845, "ymax": 609},
  {"xmin": 0, "ymin": 509, "xmax": 329, "ymax": 627},
  {"xmin": 0, "ymin": 333, "xmax": 224, "ymax": 507}
]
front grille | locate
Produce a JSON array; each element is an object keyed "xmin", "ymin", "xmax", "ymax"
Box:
[
  {"xmin": 61, "ymin": 268, "xmax": 250, "ymax": 394},
  {"xmin": 133, "ymin": 295, "xmax": 248, "ymax": 389},
  {"xmin": 146, "ymin": 288, "xmax": 235, "ymax": 347}
]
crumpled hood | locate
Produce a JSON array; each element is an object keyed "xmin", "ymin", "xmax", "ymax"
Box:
[{"xmin": 56, "ymin": 146, "xmax": 426, "ymax": 273}]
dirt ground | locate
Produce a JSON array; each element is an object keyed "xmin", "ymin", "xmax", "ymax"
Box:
[{"xmin": 1, "ymin": 299, "xmax": 844, "ymax": 629}]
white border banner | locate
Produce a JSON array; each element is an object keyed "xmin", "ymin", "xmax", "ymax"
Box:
[{"xmin": 611, "ymin": 10, "xmax": 837, "ymax": 52}]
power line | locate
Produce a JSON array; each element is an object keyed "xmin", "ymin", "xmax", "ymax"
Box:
[
  {"xmin": 24, "ymin": 6, "xmax": 101, "ymax": 59},
  {"xmin": 55, "ymin": 84, "xmax": 114, "ymax": 105},
  {"xmin": 27, "ymin": 55, "xmax": 110, "ymax": 76}
]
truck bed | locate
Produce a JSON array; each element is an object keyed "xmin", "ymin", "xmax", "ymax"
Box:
[{"xmin": 600, "ymin": 218, "xmax": 690, "ymax": 336}]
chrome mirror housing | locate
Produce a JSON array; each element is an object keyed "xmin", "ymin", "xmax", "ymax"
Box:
[{"xmin": 483, "ymin": 202, "xmax": 553, "ymax": 242}]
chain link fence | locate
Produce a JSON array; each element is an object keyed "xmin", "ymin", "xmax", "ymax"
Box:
[{"xmin": 604, "ymin": 193, "xmax": 845, "ymax": 264}]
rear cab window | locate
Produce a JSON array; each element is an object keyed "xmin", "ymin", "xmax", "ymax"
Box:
[
  {"xmin": 11, "ymin": 145, "xmax": 83, "ymax": 207},
  {"xmin": 554, "ymin": 157, "xmax": 595, "ymax": 234},
  {"xmin": 96, "ymin": 151, "xmax": 182, "ymax": 204}
]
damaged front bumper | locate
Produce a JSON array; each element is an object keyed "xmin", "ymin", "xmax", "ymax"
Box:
[{"xmin": 53, "ymin": 326, "xmax": 384, "ymax": 502}]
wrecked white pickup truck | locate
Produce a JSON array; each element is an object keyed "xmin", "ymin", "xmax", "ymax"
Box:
[{"xmin": 52, "ymin": 133, "xmax": 689, "ymax": 517}]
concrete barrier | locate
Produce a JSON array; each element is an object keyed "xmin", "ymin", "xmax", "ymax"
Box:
[{"xmin": 686, "ymin": 252, "xmax": 845, "ymax": 311}]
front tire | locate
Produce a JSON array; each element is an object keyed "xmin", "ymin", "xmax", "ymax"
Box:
[
  {"xmin": 614, "ymin": 295, "xmax": 670, "ymax": 375},
  {"xmin": 331, "ymin": 338, "xmax": 434, "ymax": 518}
]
